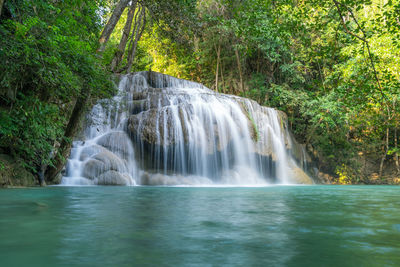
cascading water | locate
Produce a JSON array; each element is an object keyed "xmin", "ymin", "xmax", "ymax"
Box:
[{"xmin": 62, "ymin": 71, "xmax": 313, "ymax": 186}]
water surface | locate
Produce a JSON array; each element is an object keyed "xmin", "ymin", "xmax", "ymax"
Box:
[{"xmin": 1, "ymin": 185, "xmax": 399, "ymax": 266}]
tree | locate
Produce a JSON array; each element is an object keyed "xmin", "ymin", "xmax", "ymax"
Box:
[
  {"xmin": 0, "ymin": 0, "xmax": 4, "ymax": 16},
  {"xmin": 0, "ymin": 0, "xmax": 113, "ymax": 185},
  {"xmin": 110, "ymin": 1, "xmax": 137, "ymax": 71},
  {"xmin": 98, "ymin": 0, "xmax": 130, "ymax": 53}
]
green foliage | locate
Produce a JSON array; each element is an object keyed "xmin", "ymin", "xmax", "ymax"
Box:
[
  {"xmin": 336, "ymin": 164, "xmax": 360, "ymax": 184},
  {"xmin": 1, "ymin": 0, "xmax": 399, "ymax": 181},
  {"xmin": 133, "ymin": 0, "xmax": 400, "ymax": 180},
  {"xmin": 0, "ymin": 95, "xmax": 63, "ymax": 171},
  {"xmin": 0, "ymin": 0, "xmax": 113, "ymax": 174}
]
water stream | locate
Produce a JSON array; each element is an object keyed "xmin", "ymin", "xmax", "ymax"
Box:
[{"xmin": 62, "ymin": 72, "xmax": 311, "ymax": 185}]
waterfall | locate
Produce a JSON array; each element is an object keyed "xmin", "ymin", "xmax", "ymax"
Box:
[{"xmin": 62, "ymin": 71, "xmax": 313, "ymax": 185}]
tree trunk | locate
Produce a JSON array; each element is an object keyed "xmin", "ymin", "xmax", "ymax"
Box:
[
  {"xmin": 0, "ymin": 0, "xmax": 4, "ymax": 16},
  {"xmin": 220, "ymin": 58, "xmax": 225, "ymax": 94},
  {"xmin": 395, "ymin": 128, "xmax": 400, "ymax": 174},
  {"xmin": 214, "ymin": 43, "xmax": 220, "ymax": 92},
  {"xmin": 235, "ymin": 47, "xmax": 244, "ymax": 93},
  {"xmin": 38, "ymin": 164, "xmax": 47, "ymax": 187},
  {"xmin": 126, "ymin": 7, "xmax": 146, "ymax": 73},
  {"xmin": 98, "ymin": 0, "xmax": 130, "ymax": 53},
  {"xmin": 45, "ymin": 87, "xmax": 91, "ymax": 183},
  {"xmin": 379, "ymin": 127, "xmax": 389, "ymax": 177},
  {"xmin": 110, "ymin": 1, "xmax": 137, "ymax": 72}
]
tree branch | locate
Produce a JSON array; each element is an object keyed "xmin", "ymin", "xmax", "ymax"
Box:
[{"xmin": 332, "ymin": 0, "xmax": 384, "ymax": 96}]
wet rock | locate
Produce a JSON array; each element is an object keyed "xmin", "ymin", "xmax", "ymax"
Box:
[
  {"xmin": 96, "ymin": 131, "xmax": 133, "ymax": 158},
  {"xmin": 288, "ymin": 165, "xmax": 313, "ymax": 184},
  {"xmin": 317, "ymin": 172, "xmax": 333, "ymax": 184},
  {"xmin": 82, "ymin": 159, "xmax": 104, "ymax": 179},
  {"xmin": 140, "ymin": 171, "xmax": 212, "ymax": 185},
  {"xmin": 289, "ymin": 141, "xmax": 312, "ymax": 170},
  {"xmin": 95, "ymin": 170, "xmax": 131, "ymax": 185},
  {"xmin": 132, "ymin": 92, "xmax": 147, "ymax": 100},
  {"xmin": 81, "ymin": 149, "xmax": 128, "ymax": 180},
  {"xmin": 79, "ymin": 145, "xmax": 108, "ymax": 161},
  {"xmin": 129, "ymin": 109, "xmax": 163, "ymax": 145},
  {"xmin": 128, "ymin": 99, "xmax": 147, "ymax": 114},
  {"xmin": 93, "ymin": 151, "xmax": 128, "ymax": 172}
]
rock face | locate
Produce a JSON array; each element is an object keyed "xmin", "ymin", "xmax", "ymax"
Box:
[
  {"xmin": 62, "ymin": 71, "xmax": 315, "ymax": 185},
  {"xmin": 288, "ymin": 164, "xmax": 314, "ymax": 184}
]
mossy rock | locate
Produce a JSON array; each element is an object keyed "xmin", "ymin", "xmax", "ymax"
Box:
[{"xmin": 0, "ymin": 154, "xmax": 36, "ymax": 187}]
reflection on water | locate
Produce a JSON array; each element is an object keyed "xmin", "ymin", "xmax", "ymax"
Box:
[{"xmin": 0, "ymin": 186, "xmax": 400, "ymax": 266}]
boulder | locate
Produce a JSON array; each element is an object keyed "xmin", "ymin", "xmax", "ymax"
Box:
[
  {"xmin": 96, "ymin": 131, "xmax": 133, "ymax": 158},
  {"xmin": 82, "ymin": 159, "xmax": 105, "ymax": 180},
  {"xmin": 95, "ymin": 170, "xmax": 132, "ymax": 185},
  {"xmin": 81, "ymin": 148, "xmax": 128, "ymax": 180},
  {"xmin": 79, "ymin": 145, "xmax": 107, "ymax": 161}
]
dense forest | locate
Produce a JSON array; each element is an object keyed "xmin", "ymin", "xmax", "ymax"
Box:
[{"xmin": 0, "ymin": 0, "xmax": 399, "ymax": 186}]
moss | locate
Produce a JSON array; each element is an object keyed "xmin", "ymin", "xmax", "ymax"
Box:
[
  {"xmin": 245, "ymin": 111, "xmax": 260, "ymax": 142},
  {"xmin": 236, "ymin": 100, "xmax": 260, "ymax": 143},
  {"xmin": 0, "ymin": 154, "xmax": 36, "ymax": 188}
]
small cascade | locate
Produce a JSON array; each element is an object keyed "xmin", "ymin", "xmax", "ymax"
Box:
[
  {"xmin": 62, "ymin": 71, "xmax": 313, "ymax": 185},
  {"xmin": 61, "ymin": 75, "xmax": 144, "ymax": 185}
]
